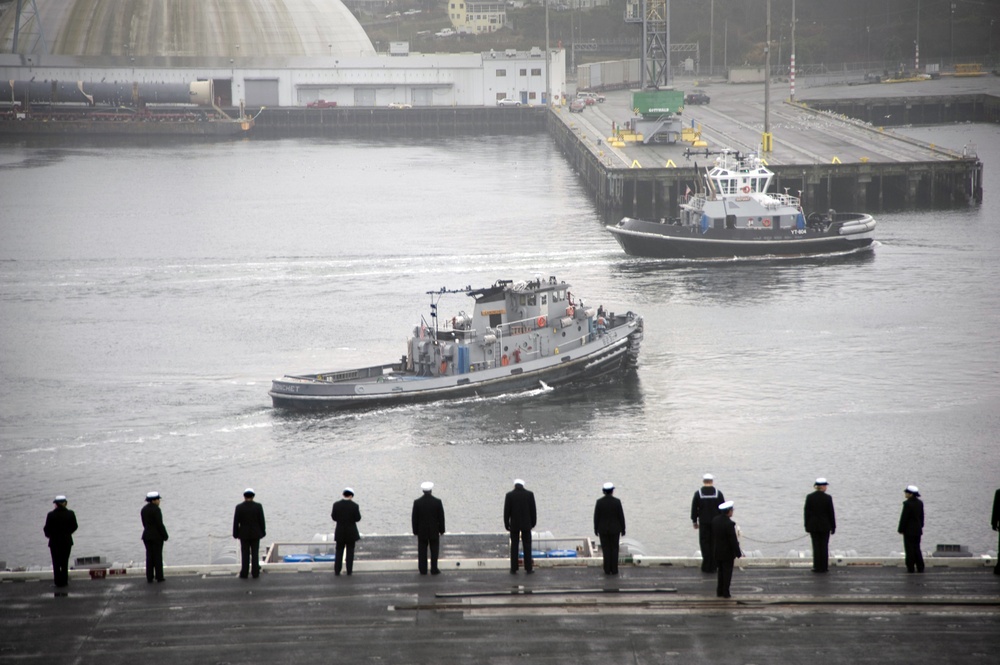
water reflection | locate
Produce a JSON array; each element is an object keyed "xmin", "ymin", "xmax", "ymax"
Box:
[
  {"xmin": 270, "ymin": 372, "xmax": 645, "ymax": 447},
  {"xmin": 611, "ymin": 249, "xmax": 876, "ymax": 305}
]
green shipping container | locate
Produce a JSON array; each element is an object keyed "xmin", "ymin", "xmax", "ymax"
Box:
[{"xmin": 632, "ymin": 90, "xmax": 684, "ymax": 117}]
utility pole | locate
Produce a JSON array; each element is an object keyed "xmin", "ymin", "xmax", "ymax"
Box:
[
  {"xmin": 790, "ymin": 0, "xmax": 796, "ymax": 102},
  {"xmin": 545, "ymin": 0, "xmax": 550, "ymax": 106},
  {"xmin": 709, "ymin": 0, "xmax": 714, "ymax": 76},
  {"xmin": 763, "ymin": 0, "xmax": 772, "ymax": 152}
]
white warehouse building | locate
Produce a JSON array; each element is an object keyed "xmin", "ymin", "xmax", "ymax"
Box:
[{"xmin": 0, "ymin": 0, "xmax": 567, "ymax": 108}]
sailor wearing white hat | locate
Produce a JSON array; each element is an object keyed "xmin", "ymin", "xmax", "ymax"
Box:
[
  {"xmin": 711, "ymin": 500, "xmax": 741, "ymax": 598},
  {"xmin": 504, "ymin": 478, "xmax": 537, "ymax": 574},
  {"xmin": 692, "ymin": 473, "xmax": 726, "ymax": 573},
  {"xmin": 331, "ymin": 487, "xmax": 362, "ymax": 576},
  {"xmin": 43, "ymin": 494, "xmax": 78, "ymax": 588},
  {"xmin": 898, "ymin": 485, "xmax": 925, "ymax": 573},
  {"xmin": 412, "ymin": 482, "xmax": 446, "ymax": 575},
  {"xmin": 804, "ymin": 477, "xmax": 836, "ymax": 573},
  {"xmin": 233, "ymin": 488, "xmax": 266, "ymax": 579},
  {"xmin": 593, "ymin": 482, "xmax": 626, "ymax": 575},
  {"xmin": 140, "ymin": 491, "xmax": 169, "ymax": 583}
]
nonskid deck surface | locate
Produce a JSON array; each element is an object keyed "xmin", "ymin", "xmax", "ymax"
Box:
[{"xmin": 3, "ymin": 562, "xmax": 996, "ymax": 664}]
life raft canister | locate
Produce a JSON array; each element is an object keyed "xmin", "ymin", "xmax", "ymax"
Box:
[{"xmin": 537, "ymin": 316, "xmax": 547, "ymax": 328}]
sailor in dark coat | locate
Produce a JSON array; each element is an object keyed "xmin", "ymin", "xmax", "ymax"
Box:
[
  {"xmin": 803, "ymin": 478, "xmax": 836, "ymax": 573},
  {"xmin": 331, "ymin": 487, "xmax": 362, "ymax": 576},
  {"xmin": 992, "ymin": 488, "xmax": 1000, "ymax": 575},
  {"xmin": 140, "ymin": 491, "xmax": 169, "ymax": 582},
  {"xmin": 43, "ymin": 495, "xmax": 78, "ymax": 588},
  {"xmin": 691, "ymin": 473, "xmax": 725, "ymax": 573},
  {"xmin": 503, "ymin": 479, "xmax": 537, "ymax": 574},
  {"xmin": 711, "ymin": 501, "xmax": 742, "ymax": 598},
  {"xmin": 593, "ymin": 482, "xmax": 626, "ymax": 575},
  {"xmin": 411, "ymin": 482, "xmax": 446, "ymax": 575},
  {"xmin": 232, "ymin": 488, "xmax": 266, "ymax": 579},
  {"xmin": 897, "ymin": 485, "xmax": 925, "ymax": 573}
]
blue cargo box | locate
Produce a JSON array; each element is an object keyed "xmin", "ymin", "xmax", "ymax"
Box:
[
  {"xmin": 282, "ymin": 554, "xmax": 315, "ymax": 563},
  {"xmin": 546, "ymin": 549, "xmax": 577, "ymax": 558}
]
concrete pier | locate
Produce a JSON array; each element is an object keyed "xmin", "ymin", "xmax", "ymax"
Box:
[{"xmin": 548, "ymin": 78, "xmax": 991, "ymax": 219}]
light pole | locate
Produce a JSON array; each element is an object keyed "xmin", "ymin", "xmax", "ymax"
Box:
[
  {"xmin": 544, "ymin": 0, "xmax": 550, "ymax": 107},
  {"xmin": 950, "ymin": 3, "xmax": 956, "ymax": 65},
  {"xmin": 790, "ymin": 0, "xmax": 796, "ymax": 103},
  {"xmin": 764, "ymin": 0, "xmax": 771, "ymax": 152},
  {"xmin": 710, "ymin": 0, "xmax": 714, "ymax": 76},
  {"xmin": 915, "ymin": 0, "xmax": 920, "ymax": 71}
]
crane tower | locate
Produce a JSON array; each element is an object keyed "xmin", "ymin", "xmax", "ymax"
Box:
[{"xmin": 625, "ymin": 0, "xmax": 670, "ymax": 89}]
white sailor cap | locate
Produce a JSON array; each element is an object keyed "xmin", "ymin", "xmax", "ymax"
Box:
[
  {"xmin": 53, "ymin": 495, "xmax": 67, "ymax": 503},
  {"xmin": 421, "ymin": 481, "xmax": 434, "ymax": 492},
  {"xmin": 814, "ymin": 478, "xmax": 828, "ymax": 485},
  {"xmin": 145, "ymin": 491, "xmax": 161, "ymax": 501},
  {"xmin": 905, "ymin": 485, "xmax": 920, "ymax": 496},
  {"xmin": 703, "ymin": 473, "xmax": 715, "ymax": 481},
  {"xmin": 243, "ymin": 488, "xmax": 255, "ymax": 497},
  {"xmin": 342, "ymin": 487, "xmax": 354, "ymax": 496},
  {"xmin": 602, "ymin": 482, "xmax": 615, "ymax": 491},
  {"xmin": 719, "ymin": 501, "xmax": 734, "ymax": 511},
  {"xmin": 514, "ymin": 479, "xmax": 525, "ymax": 487}
]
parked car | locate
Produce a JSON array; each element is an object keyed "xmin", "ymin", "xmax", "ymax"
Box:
[
  {"xmin": 306, "ymin": 100, "xmax": 337, "ymax": 108},
  {"xmin": 576, "ymin": 91, "xmax": 605, "ymax": 104},
  {"xmin": 569, "ymin": 98, "xmax": 586, "ymax": 113},
  {"xmin": 388, "ymin": 102, "xmax": 412, "ymax": 109},
  {"xmin": 497, "ymin": 98, "xmax": 522, "ymax": 107},
  {"xmin": 685, "ymin": 91, "xmax": 710, "ymax": 105}
]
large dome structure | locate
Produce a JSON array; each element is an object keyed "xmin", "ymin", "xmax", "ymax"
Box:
[{"xmin": 0, "ymin": 0, "xmax": 376, "ymax": 58}]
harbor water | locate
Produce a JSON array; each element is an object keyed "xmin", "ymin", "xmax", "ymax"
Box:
[{"xmin": 1, "ymin": 125, "xmax": 998, "ymax": 569}]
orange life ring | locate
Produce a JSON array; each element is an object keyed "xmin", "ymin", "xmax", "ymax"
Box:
[
  {"xmin": 439, "ymin": 361, "xmax": 448, "ymax": 374},
  {"xmin": 742, "ymin": 186, "xmax": 751, "ymax": 194},
  {"xmin": 501, "ymin": 355, "xmax": 510, "ymax": 366},
  {"xmin": 566, "ymin": 306, "xmax": 575, "ymax": 317},
  {"xmin": 762, "ymin": 218, "xmax": 772, "ymax": 227},
  {"xmin": 537, "ymin": 316, "xmax": 547, "ymax": 328}
]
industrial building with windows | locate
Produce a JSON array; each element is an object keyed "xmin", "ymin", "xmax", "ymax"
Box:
[{"xmin": 0, "ymin": 0, "xmax": 567, "ymax": 109}]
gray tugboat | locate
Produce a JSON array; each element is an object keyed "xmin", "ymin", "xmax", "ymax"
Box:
[
  {"xmin": 270, "ymin": 275, "xmax": 643, "ymax": 411},
  {"xmin": 607, "ymin": 149, "xmax": 877, "ymax": 259}
]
